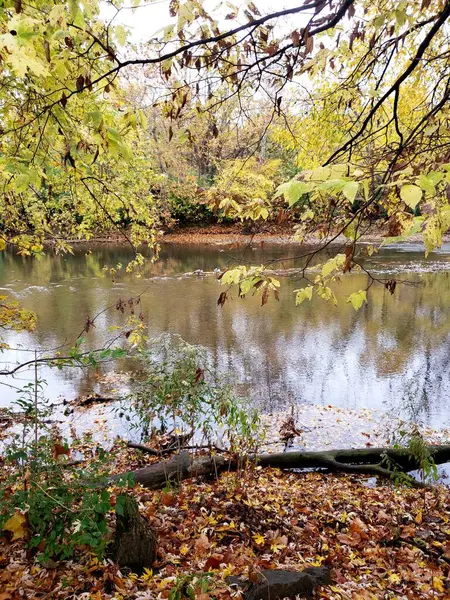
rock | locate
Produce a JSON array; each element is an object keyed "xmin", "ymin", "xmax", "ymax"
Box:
[{"xmin": 227, "ymin": 567, "xmax": 332, "ymax": 600}]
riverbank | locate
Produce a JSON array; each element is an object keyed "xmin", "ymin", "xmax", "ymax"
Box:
[
  {"xmin": 160, "ymin": 224, "xmax": 450, "ymax": 248},
  {"xmin": 64, "ymin": 223, "xmax": 448, "ymax": 249},
  {"xmin": 2, "ymin": 446, "xmax": 450, "ymax": 599}
]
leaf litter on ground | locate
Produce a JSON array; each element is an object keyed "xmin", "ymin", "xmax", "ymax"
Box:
[{"xmin": 2, "ymin": 437, "xmax": 450, "ymax": 599}]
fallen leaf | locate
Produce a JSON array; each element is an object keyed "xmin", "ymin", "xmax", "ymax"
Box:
[
  {"xmin": 161, "ymin": 492, "xmax": 176, "ymax": 507},
  {"xmin": 194, "ymin": 533, "xmax": 210, "ymax": 557},
  {"xmin": 3, "ymin": 511, "xmax": 28, "ymax": 541},
  {"xmin": 432, "ymin": 576, "xmax": 444, "ymax": 592},
  {"xmin": 205, "ymin": 553, "xmax": 223, "ymax": 570}
]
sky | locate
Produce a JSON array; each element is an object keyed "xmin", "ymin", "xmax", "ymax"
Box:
[{"xmin": 101, "ymin": 0, "xmax": 305, "ymax": 43}]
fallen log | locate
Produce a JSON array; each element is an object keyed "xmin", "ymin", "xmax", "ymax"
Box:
[
  {"xmin": 110, "ymin": 452, "xmax": 227, "ymax": 489},
  {"xmin": 111, "ymin": 445, "xmax": 450, "ymax": 490}
]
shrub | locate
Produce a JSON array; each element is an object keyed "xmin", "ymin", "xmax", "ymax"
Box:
[{"xmin": 119, "ymin": 334, "xmax": 263, "ymax": 454}]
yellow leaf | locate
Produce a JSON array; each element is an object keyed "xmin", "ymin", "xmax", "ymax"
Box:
[
  {"xmin": 3, "ymin": 511, "xmax": 28, "ymax": 541},
  {"xmin": 415, "ymin": 510, "xmax": 422, "ymax": 524},
  {"xmin": 433, "ymin": 576, "xmax": 444, "ymax": 592},
  {"xmin": 400, "ymin": 184, "xmax": 422, "ymax": 209},
  {"xmin": 295, "ymin": 285, "xmax": 313, "ymax": 305},
  {"xmin": 347, "ymin": 290, "xmax": 367, "ymax": 311},
  {"xmin": 342, "ymin": 181, "xmax": 359, "ymax": 202},
  {"xmin": 253, "ymin": 533, "xmax": 265, "ymax": 545}
]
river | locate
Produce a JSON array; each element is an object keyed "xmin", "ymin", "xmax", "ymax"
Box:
[{"xmin": 1, "ymin": 241, "xmax": 450, "ymax": 438}]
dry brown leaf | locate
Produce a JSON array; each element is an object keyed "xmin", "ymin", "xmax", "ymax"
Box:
[{"xmin": 194, "ymin": 533, "xmax": 210, "ymax": 556}]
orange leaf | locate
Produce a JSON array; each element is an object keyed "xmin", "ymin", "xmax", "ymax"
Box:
[
  {"xmin": 52, "ymin": 443, "xmax": 70, "ymax": 461},
  {"xmin": 161, "ymin": 492, "xmax": 176, "ymax": 507}
]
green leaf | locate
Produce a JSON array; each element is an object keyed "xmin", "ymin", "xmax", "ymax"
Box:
[
  {"xmin": 221, "ymin": 267, "xmax": 246, "ymax": 285},
  {"xmin": 394, "ymin": 9, "xmax": 406, "ymax": 27},
  {"xmin": 322, "ymin": 261, "xmax": 335, "ymax": 278},
  {"xmin": 275, "ymin": 181, "xmax": 311, "ymax": 206},
  {"xmin": 115, "ymin": 494, "xmax": 126, "ymax": 516},
  {"xmin": 107, "ymin": 128, "xmax": 122, "ymax": 143},
  {"xmin": 87, "ymin": 110, "xmax": 103, "ymax": 128},
  {"xmin": 417, "ymin": 174, "xmax": 435, "ymax": 195},
  {"xmin": 69, "ymin": 0, "xmax": 80, "ymax": 20},
  {"xmin": 400, "ymin": 184, "xmax": 422, "ymax": 209},
  {"xmin": 342, "ymin": 181, "xmax": 359, "ymax": 203},
  {"xmin": 347, "ymin": 290, "xmax": 367, "ymax": 311},
  {"xmin": 14, "ymin": 173, "xmax": 30, "ymax": 192},
  {"xmin": 321, "ymin": 254, "xmax": 345, "ymax": 278},
  {"xmin": 295, "ymin": 286, "xmax": 313, "ymax": 305},
  {"xmin": 316, "ymin": 285, "xmax": 337, "ymax": 306},
  {"xmin": 427, "ymin": 171, "xmax": 444, "ymax": 186}
]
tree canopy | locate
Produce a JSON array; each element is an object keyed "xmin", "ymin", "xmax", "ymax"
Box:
[{"xmin": 0, "ymin": 0, "xmax": 450, "ymax": 322}]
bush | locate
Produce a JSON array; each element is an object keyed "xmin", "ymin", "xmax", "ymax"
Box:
[
  {"xmin": 207, "ymin": 157, "xmax": 282, "ymax": 221},
  {"xmin": 0, "ymin": 381, "xmax": 131, "ymax": 561},
  {"xmin": 119, "ymin": 334, "xmax": 263, "ymax": 454}
]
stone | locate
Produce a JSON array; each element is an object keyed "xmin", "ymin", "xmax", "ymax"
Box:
[{"xmin": 227, "ymin": 567, "xmax": 332, "ymax": 600}]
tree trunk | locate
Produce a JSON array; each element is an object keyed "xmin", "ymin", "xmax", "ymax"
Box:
[
  {"xmin": 112, "ymin": 445, "xmax": 450, "ymax": 490},
  {"xmin": 109, "ymin": 493, "xmax": 157, "ymax": 571}
]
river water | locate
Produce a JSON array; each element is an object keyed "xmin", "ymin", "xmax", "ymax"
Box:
[{"xmin": 1, "ymin": 241, "xmax": 450, "ymax": 435}]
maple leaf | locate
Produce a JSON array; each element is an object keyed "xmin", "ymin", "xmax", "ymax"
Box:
[
  {"xmin": 253, "ymin": 533, "xmax": 265, "ymax": 545},
  {"xmin": 388, "ymin": 572, "xmax": 401, "ymax": 584},
  {"xmin": 270, "ymin": 535, "xmax": 287, "ymax": 553},
  {"xmin": 3, "ymin": 511, "xmax": 28, "ymax": 541}
]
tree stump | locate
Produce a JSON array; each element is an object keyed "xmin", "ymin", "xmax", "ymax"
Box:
[{"xmin": 110, "ymin": 494, "xmax": 156, "ymax": 572}]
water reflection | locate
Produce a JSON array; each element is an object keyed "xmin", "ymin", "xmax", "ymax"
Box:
[{"xmin": 0, "ymin": 242, "xmax": 450, "ymax": 428}]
